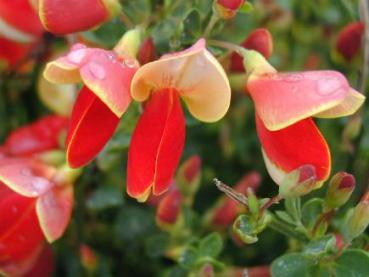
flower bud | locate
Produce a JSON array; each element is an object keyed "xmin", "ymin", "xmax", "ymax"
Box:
[
  {"xmin": 325, "ymin": 172, "xmax": 355, "ymax": 209},
  {"xmin": 334, "ymin": 234, "xmax": 344, "ymax": 252},
  {"xmin": 279, "ymin": 165, "xmax": 317, "ymax": 198},
  {"xmin": 138, "ymin": 37, "xmax": 157, "ymax": 65},
  {"xmin": 336, "ymin": 22, "xmax": 364, "ymax": 62},
  {"xmin": 214, "ymin": 0, "xmax": 245, "ymax": 19},
  {"xmin": 230, "ymin": 28, "xmax": 273, "ymax": 72},
  {"xmin": 80, "ymin": 244, "xmax": 98, "ymax": 272},
  {"xmin": 345, "ymin": 191, "xmax": 369, "ymax": 240},
  {"xmin": 114, "ymin": 28, "xmax": 142, "ymax": 58},
  {"xmin": 176, "ymin": 155, "xmax": 202, "ymax": 197},
  {"xmin": 156, "ymin": 190, "xmax": 182, "ymax": 231}
]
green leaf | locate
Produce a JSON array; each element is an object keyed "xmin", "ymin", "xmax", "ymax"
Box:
[
  {"xmin": 181, "ymin": 9, "xmax": 202, "ymax": 44},
  {"xmin": 179, "ymin": 247, "xmax": 199, "ymax": 269},
  {"xmin": 334, "ymin": 249, "xmax": 369, "ymax": 277},
  {"xmin": 233, "ymin": 215, "xmax": 258, "ymax": 244},
  {"xmin": 145, "ymin": 233, "xmax": 169, "ymax": 258},
  {"xmin": 275, "ymin": 211, "xmax": 295, "ymax": 225},
  {"xmin": 86, "ymin": 186, "xmax": 123, "ymax": 211},
  {"xmin": 198, "ymin": 232, "xmax": 223, "ymax": 258},
  {"xmin": 285, "ymin": 197, "xmax": 302, "ymax": 221},
  {"xmin": 271, "ymin": 253, "xmax": 315, "ymax": 277},
  {"xmin": 303, "ymin": 235, "xmax": 336, "ymax": 257}
]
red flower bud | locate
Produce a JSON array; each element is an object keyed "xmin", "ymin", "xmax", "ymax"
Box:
[
  {"xmin": 176, "ymin": 155, "xmax": 202, "ymax": 197},
  {"xmin": 325, "ymin": 172, "xmax": 355, "ymax": 209},
  {"xmin": 138, "ymin": 37, "xmax": 157, "ymax": 65},
  {"xmin": 156, "ymin": 190, "xmax": 182, "ymax": 229},
  {"xmin": 80, "ymin": 244, "xmax": 98, "ymax": 272},
  {"xmin": 230, "ymin": 28, "xmax": 273, "ymax": 72},
  {"xmin": 214, "ymin": 0, "xmax": 245, "ymax": 19},
  {"xmin": 4, "ymin": 115, "xmax": 69, "ymax": 157},
  {"xmin": 39, "ymin": 0, "xmax": 121, "ymax": 35},
  {"xmin": 336, "ymin": 22, "xmax": 364, "ymax": 62},
  {"xmin": 334, "ymin": 234, "xmax": 344, "ymax": 252},
  {"xmin": 211, "ymin": 172, "xmax": 261, "ymax": 227}
]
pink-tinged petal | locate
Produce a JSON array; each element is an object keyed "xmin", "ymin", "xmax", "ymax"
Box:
[
  {"xmin": 66, "ymin": 86, "xmax": 120, "ymax": 168},
  {"xmin": 39, "ymin": 0, "xmax": 120, "ymax": 35},
  {"xmin": 44, "ymin": 45, "xmax": 136, "ymax": 117},
  {"xmin": 4, "ymin": 115, "xmax": 69, "ymax": 157},
  {"xmin": 127, "ymin": 89, "xmax": 186, "ymax": 201},
  {"xmin": 315, "ymin": 88, "xmax": 365, "ymax": 118},
  {"xmin": 79, "ymin": 51, "xmax": 137, "ymax": 117},
  {"xmin": 36, "ymin": 185, "xmax": 73, "ymax": 242},
  {"xmin": 256, "ymin": 115, "xmax": 330, "ymax": 185},
  {"xmin": 0, "ymin": 185, "xmax": 44, "ymax": 266},
  {"xmin": 131, "ymin": 39, "xmax": 231, "ymax": 122},
  {"xmin": 0, "ymin": 159, "xmax": 56, "ymax": 197},
  {"xmin": 0, "ymin": 0, "xmax": 43, "ymax": 41},
  {"xmin": 248, "ymin": 70, "xmax": 350, "ymax": 130}
]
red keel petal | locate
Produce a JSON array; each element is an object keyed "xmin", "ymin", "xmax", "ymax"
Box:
[
  {"xmin": 127, "ymin": 89, "xmax": 186, "ymax": 200},
  {"xmin": 66, "ymin": 86, "xmax": 120, "ymax": 168},
  {"xmin": 255, "ymin": 114, "xmax": 330, "ymax": 181}
]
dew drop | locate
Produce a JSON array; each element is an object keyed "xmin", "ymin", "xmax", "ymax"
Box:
[
  {"xmin": 88, "ymin": 62, "xmax": 106, "ymax": 80},
  {"xmin": 316, "ymin": 78, "xmax": 342, "ymax": 96},
  {"xmin": 68, "ymin": 49, "xmax": 87, "ymax": 64},
  {"xmin": 21, "ymin": 168, "xmax": 32, "ymax": 177},
  {"xmin": 196, "ymin": 56, "xmax": 206, "ymax": 67},
  {"xmin": 124, "ymin": 59, "xmax": 138, "ymax": 68},
  {"xmin": 284, "ymin": 73, "xmax": 304, "ymax": 83},
  {"xmin": 0, "ymin": 243, "xmax": 6, "ymax": 250},
  {"xmin": 11, "ymin": 206, "xmax": 18, "ymax": 214},
  {"xmin": 18, "ymin": 235, "xmax": 26, "ymax": 242}
]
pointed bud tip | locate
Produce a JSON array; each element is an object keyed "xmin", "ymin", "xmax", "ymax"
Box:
[{"xmin": 338, "ymin": 173, "xmax": 355, "ymax": 189}]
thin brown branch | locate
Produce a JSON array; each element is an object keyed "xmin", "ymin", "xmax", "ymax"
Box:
[{"xmin": 213, "ymin": 178, "xmax": 248, "ymax": 206}]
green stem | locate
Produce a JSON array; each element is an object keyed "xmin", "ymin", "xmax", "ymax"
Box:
[
  {"xmin": 203, "ymin": 14, "xmax": 220, "ymax": 38},
  {"xmin": 268, "ymin": 213, "xmax": 308, "ymax": 242}
]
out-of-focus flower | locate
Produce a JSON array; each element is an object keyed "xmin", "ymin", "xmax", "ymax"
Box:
[
  {"xmin": 209, "ymin": 172, "xmax": 261, "ymax": 227},
  {"xmin": 345, "ymin": 191, "xmax": 369, "ymax": 240},
  {"xmin": 230, "ymin": 28, "xmax": 273, "ymax": 72},
  {"xmin": 138, "ymin": 37, "xmax": 158, "ymax": 65},
  {"xmin": 39, "ymin": 0, "xmax": 121, "ymax": 35},
  {"xmin": 156, "ymin": 189, "xmax": 183, "ymax": 231},
  {"xmin": 0, "ymin": 0, "xmax": 44, "ymax": 70},
  {"xmin": 336, "ymin": 22, "xmax": 364, "ymax": 62},
  {"xmin": 214, "ymin": 0, "xmax": 245, "ymax": 19},
  {"xmin": 127, "ymin": 38, "xmax": 231, "ymax": 201},
  {"xmin": 43, "ymin": 38, "xmax": 139, "ymax": 168},
  {"xmin": 176, "ymin": 155, "xmax": 202, "ymax": 197},
  {"xmin": 80, "ymin": 244, "xmax": 98, "ymax": 272},
  {"xmin": 4, "ymin": 115, "xmax": 69, "ymax": 157},
  {"xmin": 0, "ymin": 159, "xmax": 73, "ymax": 274}
]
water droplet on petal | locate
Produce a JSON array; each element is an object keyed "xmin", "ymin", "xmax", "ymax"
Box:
[
  {"xmin": 68, "ymin": 49, "xmax": 87, "ymax": 64},
  {"xmin": 0, "ymin": 243, "xmax": 6, "ymax": 250},
  {"xmin": 317, "ymin": 78, "xmax": 343, "ymax": 96},
  {"xmin": 124, "ymin": 59, "xmax": 138, "ymax": 68},
  {"xmin": 18, "ymin": 235, "xmax": 26, "ymax": 242},
  {"xmin": 284, "ymin": 73, "xmax": 304, "ymax": 83},
  {"xmin": 21, "ymin": 168, "xmax": 32, "ymax": 177},
  {"xmin": 11, "ymin": 206, "xmax": 18, "ymax": 214},
  {"xmin": 88, "ymin": 62, "xmax": 106, "ymax": 80},
  {"xmin": 196, "ymin": 56, "xmax": 206, "ymax": 67}
]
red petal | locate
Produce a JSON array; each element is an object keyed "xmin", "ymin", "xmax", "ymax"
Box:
[
  {"xmin": 0, "ymin": 0, "xmax": 43, "ymax": 36},
  {"xmin": 127, "ymin": 89, "xmax": 186, "ymax": 200},
  {"xmin": 0, "ymin": 37, "xmax": 33, "ymax": 69},
  {"xmin": 256, "ymin": 114, "xmax": 330, "ymax": 181},
  {"xmin": 24, "ymin": 245, "xmax": 54, "ymax": 277},
  {"xmin": 39, "ymin": 0, "xmax": 108, "ymax": 35},
  {"xmin": 66, "ymin": 86, "xmax": 120, "ymax": 168},
  {"xmin": 4, "ymin": 115, "xmax": 69, "ymax": 157},
  {"xmin": 0, "ymin": 184, "xmax": 44, "ymax": 265}
]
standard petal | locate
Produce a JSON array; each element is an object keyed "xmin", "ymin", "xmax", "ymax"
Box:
[
  {"xmin": 0, "ymin": 185, "xmax": 44, "ymax": 265},
  {"xmin": 315, "ymin": 88, "xmax": 365, "ymax": 118},
  {"xmin": 66, "ymin": 86, "xmax": 120, "ymax": 168},
  {"xmin": 256, "ymin": 115, "xmax": 330, "ymax": 185},
  {"xmin": 131, "ymin": 39, "xmax": 231, "ymax": 122},
  {"xmin": 79, "ymin": 51, "xmax": 136, "ymax": 117},
  {"xmin": 248, "ymin": 70, "xmax": 350, "ymax": 130},
  {"xmin": 39, "ymin": 0, "xmax": 109, "ymax": 35},
  {"xmin": 127, "ymin": 89, "xmax": 186, "ymax": 201},
  {"xmin": 0, "ymin": 159, "xmax": 56, "ymax": 197},
  {"xmin": 36, "ymin": 185, "xmax": 73, "ymax": 242}
]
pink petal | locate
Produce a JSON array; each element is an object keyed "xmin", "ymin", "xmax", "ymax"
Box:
[
  {"xmin": 36, "ymin": 185, "xmax": 74, "ymax": 242},
  {"xmin": 248, "ymin": 70, "xmax": 350, "ymax": 130},
  {"xmin": 0, "ymin": 159, "xmax": 56, "ymax": 197}
]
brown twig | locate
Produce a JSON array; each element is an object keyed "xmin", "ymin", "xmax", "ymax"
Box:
[{"xmin": 213, "ymin": 178, "xmax": 248, "ymax": 206}]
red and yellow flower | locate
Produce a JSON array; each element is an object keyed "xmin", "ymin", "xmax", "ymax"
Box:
[{"xmin": 127, "ymin": 39, "xmax": 231, "ymax": 201}]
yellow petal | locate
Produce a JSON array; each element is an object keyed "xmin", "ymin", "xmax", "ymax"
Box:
[{"xmin": 315, "ymin": 88, "xmax": 365, "ymax": 118}]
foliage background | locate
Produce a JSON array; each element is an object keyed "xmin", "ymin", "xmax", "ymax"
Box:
[{"xmin": 1, "ymin": 0, "xmax": 368, "ymax": 276}]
